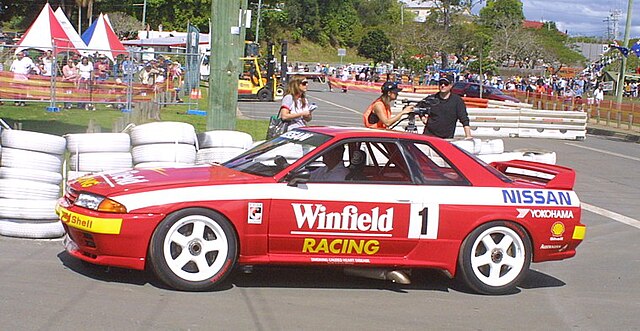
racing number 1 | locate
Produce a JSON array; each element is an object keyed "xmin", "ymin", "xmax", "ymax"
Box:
[
  {"xmin": 408, "ymin": 203, "xmax": 439, "ymax": 239},
  {"xmin": 419, "ymin": 207, "xmax": 429, "ymax": 235}
]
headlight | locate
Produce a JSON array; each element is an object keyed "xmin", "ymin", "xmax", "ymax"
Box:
[{"xmin": 75, "ymin": 193, "xmax": 127, "ymax": 213}]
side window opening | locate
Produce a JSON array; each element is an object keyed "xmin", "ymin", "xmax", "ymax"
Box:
[{"xmin": 404, "ymin": 142, "xmax": 469, "ymax": 186}]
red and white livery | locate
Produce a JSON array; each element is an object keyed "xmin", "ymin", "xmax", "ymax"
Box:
[{"xmin": 56, "ymin": 127, "xmax": 585, "ymax": 294}]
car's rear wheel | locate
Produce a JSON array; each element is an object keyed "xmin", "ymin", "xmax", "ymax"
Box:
[
  {"xmin": 457, "ymin": 221, "xmax": 531, "ymax": 295},
  {"xmin": 149, "ymin": 208, "xmax": 237, "ymax": 291}
]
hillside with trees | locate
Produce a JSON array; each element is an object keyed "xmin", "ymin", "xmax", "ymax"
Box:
[{"xmin": 1, "ymin": 0, "xmax": 610, "ymax": 75}]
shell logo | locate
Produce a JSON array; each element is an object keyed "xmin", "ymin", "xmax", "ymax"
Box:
[{"xmin": 551, "ymin": 221, "xmax": 565, "ymax": 237}]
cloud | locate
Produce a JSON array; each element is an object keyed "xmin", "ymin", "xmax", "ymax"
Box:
[{"xmin": 478, "ymin": 0, "xmax": 640, "ymax": 38}]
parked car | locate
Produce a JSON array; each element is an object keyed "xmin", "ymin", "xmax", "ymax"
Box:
[
  {"xmin": 56, "ymin": 127, "xmax": 584, "ymax": 294},
  {"xmin": 452, "ymin": 82, "xmax": 520, "ymax": 102}
]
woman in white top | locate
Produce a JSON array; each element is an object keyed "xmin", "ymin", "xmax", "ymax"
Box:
[{"xmin": 278, "ymin": 75, "xmax": 313, "ymax": 130}]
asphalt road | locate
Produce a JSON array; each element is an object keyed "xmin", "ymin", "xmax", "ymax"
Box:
[{"xmin": 1, "ymin": 82, "xmax": 639, "ymax": 330}]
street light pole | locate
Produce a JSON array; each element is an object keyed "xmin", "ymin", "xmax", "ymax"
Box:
[{"xmin": 142, "ymin": 0, "xmax": 147, "ymax": 28}]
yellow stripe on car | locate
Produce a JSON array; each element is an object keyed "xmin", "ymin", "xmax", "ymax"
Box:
[
  {"xmin": 572, "ymin": 225, "xmax": 586, "ymax": 240},
  {"xmin": 56, "ymin": 205, "xmax": 123, "ymax": 234}
]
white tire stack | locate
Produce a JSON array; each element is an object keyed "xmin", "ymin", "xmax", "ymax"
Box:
[
  {"xmin": 65, "ymin": 133, "xmax": 133, "ymax": 180},
  {"xmin": 0, "ymin": 129, "xmax": 65, "ymax": 239},
  {"xmin": 196, "ymin": 130, "xmax": 253, "ymax": 164},
  {"xmin": 129, "ymin": 122, "xmax": 197, "ymax": 168}
]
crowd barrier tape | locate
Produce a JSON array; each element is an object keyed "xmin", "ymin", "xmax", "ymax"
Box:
[{"xmin": 393, "ymin": 92, "xmax": 587, "ymax": 140}]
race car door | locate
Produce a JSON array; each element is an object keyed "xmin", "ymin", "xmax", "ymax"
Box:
[{"xmin": 267, "ymin": 139, "xmax": 419, "ymax": 264}]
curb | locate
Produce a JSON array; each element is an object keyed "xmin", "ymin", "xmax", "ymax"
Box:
[{"xmin": 586, "ymin": 126, "xmax": 640, "ymax": 143}]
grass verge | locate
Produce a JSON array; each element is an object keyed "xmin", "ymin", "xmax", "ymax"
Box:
[{"xmin": 0, "ymin": 101, "xmax": 269, "ymax": 142}]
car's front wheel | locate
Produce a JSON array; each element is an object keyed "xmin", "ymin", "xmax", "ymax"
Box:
[
  {"xmin": 457, "ymin": 221, "xmax": 531, "ymax": 295},
  {"xmin": 149, "ymin": 208, "xmax": 237, "ymax": 291}
]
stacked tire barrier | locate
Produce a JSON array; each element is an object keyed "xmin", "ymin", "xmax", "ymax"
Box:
[
  {"xmin": 0, "ymin": 121, "xmax": 258, "ymax": 240},
  {"xmin": 0, "ymin": 129, "xmax": 65, "ymax": 239},
  {"xmin": 450, "ymin": 138, "xmax": 557, "ymax": 165},
  {"xmin": 196, "ymin": 130, "xmax": 253, "ymax": 164},
  {"xmin": 130, "ymin": 122, "xmax": 198, "ymax": 168},
  {"xmin": 66, "ymin": 133, "xmax": 133, "ymax": 181},
  {"xmin": 394, "ymin": 92, "xmax": 587, "ymax": 140}
]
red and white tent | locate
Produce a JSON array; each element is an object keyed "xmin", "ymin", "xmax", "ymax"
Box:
[
  {"xmin": 54, "ymin": 7, "xmax": 89, "ymax": 56},
  {"xmin": 81, "ymin": 13, "xmax": 127, "ymax": 61},
  {"xmin": 15, "ymin": 3, "xmax": 78, "ymax": 54}
]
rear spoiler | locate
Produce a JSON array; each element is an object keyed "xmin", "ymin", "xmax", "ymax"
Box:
[{"xmin": 490, "ymin": 159, "xmax": 576, "ymax": 190}]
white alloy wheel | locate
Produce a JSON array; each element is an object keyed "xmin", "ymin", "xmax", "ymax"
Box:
[
  {"xmin": 65, "ymin": 133, "xmax": 131, "ymax": 153},
  {"xmin": 149, "ymin": 208, "xmax": 237, "ymax": 291},
  {"xmin": 458, "ymin": 222, "xmax": 531, "ymax": 295},
  {"xmin": 0, "ymin": 129, "xmax": 66, "ymax": 155}
]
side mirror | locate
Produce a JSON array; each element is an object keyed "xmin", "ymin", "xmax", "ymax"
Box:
[{"xmin": 286, "ymin": 169, "xmax": 311, "ymax": 187}]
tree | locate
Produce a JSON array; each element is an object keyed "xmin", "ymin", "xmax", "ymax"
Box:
[
  {"xmin": 319, "ymin": 0, "xmax": 362, "ymax": 47},
  {"xmin": 107, "ymin": 12, "xmax": 142, "ymax": 39},
  {"xmin": 357, "ymin": 29, "xmax": 392, "ymax": 66},
  {"xmin": 478, "ymin": 0, "xmax": 524, "ymax": 30}
]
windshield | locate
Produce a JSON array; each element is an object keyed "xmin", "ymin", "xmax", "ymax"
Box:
[{"xmin": 224, "ymin": 130, "xmax": 331, "ymax": 177}]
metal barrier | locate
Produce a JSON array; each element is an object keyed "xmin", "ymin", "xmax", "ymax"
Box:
[
  {"xmin": 510, "ymin": 90, "xmax": 639, "ymax": 133},
  {"xmin": 0, "ymin": 44, "xmax": 199, "ymax": 113},
  {"xmin": 393, "ymin": 92, "xmax": 587, "ymax": 140}
]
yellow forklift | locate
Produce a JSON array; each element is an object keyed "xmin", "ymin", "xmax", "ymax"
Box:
[{"xmin": 237, "ymin": 42, "xmax": 285, "ymax": 101}]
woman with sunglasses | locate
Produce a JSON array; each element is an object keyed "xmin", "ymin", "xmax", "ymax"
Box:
[
  {"xmin": 279, "ymin": 75, "xmax": 313, "ymax": 131},
  {"xmin": 363, "ymin": 81, "xmax": 413, "ymax": 129},
  {"xmin": 420, "ymin": 75, "xmax": 472, "ymax": 139}
]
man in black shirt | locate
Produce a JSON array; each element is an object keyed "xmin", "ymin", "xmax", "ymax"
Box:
[{"xmin": 421, "ymin": 75, "xmax": 472, "ymax": 139}]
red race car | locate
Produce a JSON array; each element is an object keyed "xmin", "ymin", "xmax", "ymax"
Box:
[{"xmin": 56, "ymin": 127, "xmax": 585, "ymax": 294}]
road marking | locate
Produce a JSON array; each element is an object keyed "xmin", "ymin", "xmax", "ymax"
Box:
[
  {"xmin": 310, "ymin": 96, "xmax": 362, "ymax": 115},
  {"xmin": 582, "ymin": 203, "xmax": 640, "ymax": 230},
  {"xmin": 565, "ymin": 142, "xmax": 640, "ymax": 162}
]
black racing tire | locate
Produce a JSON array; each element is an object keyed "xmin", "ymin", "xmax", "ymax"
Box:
[
  {"xmin": 457, "ymin": 221, "xmax": 531, "ymax": 295},
  {"xmin": 148, "ymin": 208, "xmax": 237, "ymax": 291},
  {"xmin": 257, "ymin": 88, "xmax": 272, "ymax": 101}
]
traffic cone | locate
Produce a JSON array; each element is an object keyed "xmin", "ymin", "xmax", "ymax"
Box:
[{"xmin": 190, "ymin": 88, "xmax": 202, "ymax": 99}]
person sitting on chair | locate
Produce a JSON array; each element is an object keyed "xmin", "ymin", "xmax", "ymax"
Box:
[{"xmin": 310, "ymin": 146, "xmax": 349, "ymax": 182}]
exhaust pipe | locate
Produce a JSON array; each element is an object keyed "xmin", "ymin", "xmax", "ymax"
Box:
[{"xmin": 343, "ymin": 267, "xmax": 411, "ymax": 285}]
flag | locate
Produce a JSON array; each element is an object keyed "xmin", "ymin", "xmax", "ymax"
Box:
[
  {"xmin": 631, "ymin": 41, "xmax": 640, "ymax": 57},
  {"xmin": 610, "ymin": 43, "xmax": 629, "ymax": 57}
]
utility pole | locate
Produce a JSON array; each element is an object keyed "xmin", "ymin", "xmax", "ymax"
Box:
[
  {"xmin": 255, "ymin": 0, "xmax": 262, "ymax": 43},
  {"xmin": 616, "ymin": 0, "xmax": 633, "ymax": 104},
  {"xmin": 208, "ymin": 0, "xmax": 249, "ymax": 130}
]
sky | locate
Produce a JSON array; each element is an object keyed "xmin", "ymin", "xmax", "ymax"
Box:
[{"xmin": 476, "ymin": 0, "xmax": 640, "ymax": 39}]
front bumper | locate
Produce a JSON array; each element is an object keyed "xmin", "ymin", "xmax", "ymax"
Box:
[{"xmin": 56, "ymin": 201, "xmax": 164, "ymax": 270}]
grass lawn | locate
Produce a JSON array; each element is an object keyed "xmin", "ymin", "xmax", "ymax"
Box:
[{"xmin": 0, "ymin": 100, "xmax": 270, "ymax": 142}]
